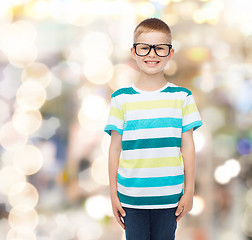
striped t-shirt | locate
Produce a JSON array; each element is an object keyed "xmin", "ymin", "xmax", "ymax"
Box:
[{"xmin": 104, "ymin": 81, "xmax": 203, "ymax": 209}]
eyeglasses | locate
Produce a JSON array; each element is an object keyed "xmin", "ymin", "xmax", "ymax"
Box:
[{"xmin": 133, "ymin": 43, "xmax": 172, "ymax": 57}]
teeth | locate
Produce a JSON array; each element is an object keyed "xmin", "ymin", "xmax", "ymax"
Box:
[{"xmin": 146, "ymin": 61, "xmax": 158, "ymax": 63}]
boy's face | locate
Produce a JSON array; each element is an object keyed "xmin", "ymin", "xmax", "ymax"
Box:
[{"xmin": 131, "ymin": 31, "xmax": 174, "ymax": 76}]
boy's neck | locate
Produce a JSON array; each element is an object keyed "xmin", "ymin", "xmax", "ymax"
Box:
[{"xmin": 134, "ymin": 71, "xmax": 168, "ymax": 91}]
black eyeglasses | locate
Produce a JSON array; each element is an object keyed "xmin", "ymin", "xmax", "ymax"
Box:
[{"xmin": 133, "ymin": 43, "xmax": 172, "ymax": 57}]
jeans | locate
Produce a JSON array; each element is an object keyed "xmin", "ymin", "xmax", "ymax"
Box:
[{"xmin": 122, "ymin": 207, "xmax": 177, "ymax": 240}]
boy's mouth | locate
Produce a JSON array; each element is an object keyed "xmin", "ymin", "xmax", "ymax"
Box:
[{"xmin": 144, "ymin": 61, "xmax": 160, "ymax": 65}]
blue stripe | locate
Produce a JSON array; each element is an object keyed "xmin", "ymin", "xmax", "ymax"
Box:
[
  {"xmin": 124, "ymin": 118, "xmax": 182, "ymax": 131},
  {"xmin": 122, "ymin": 137, "xmax": 181, "ymax": 150},
  {"xmin": 111, "ymin": 86, "xmax": 192, "ymax": 98},
  {"xmin": 182, "ymin": 121, "xmax": 203, "ymax": 133},
  {"xmin": 118, "ymin": 191, "xmax": 183, "ymax": 206},
  {"xmin": 117, "ymin": 173, "xmax": 184, "ymax": 188},
  {"xmin": 104, "ymin": 125, "xmax": 123, "ymax": 135}
]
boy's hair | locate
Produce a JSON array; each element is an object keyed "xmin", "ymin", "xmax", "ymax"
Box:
[{"xmin": 133, "ymin": 18, "xmax": 172, "ymax": 43}]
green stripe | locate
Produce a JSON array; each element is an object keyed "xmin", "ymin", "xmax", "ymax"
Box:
[
  {"xmin": 118, "ymin": 191, "xmax": 183, "ymax": 206},
  {"xmin": 122, "ymin": 137, "xmax": 181, "ymax": 151},
  {"xmin": 119, "ymin": 156, "xmax": 183, "ymax": 168}
]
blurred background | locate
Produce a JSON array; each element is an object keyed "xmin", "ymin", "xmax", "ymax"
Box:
[{"xmin": 0, "ymin": 0, "xmax": 251, "ymax": 239}]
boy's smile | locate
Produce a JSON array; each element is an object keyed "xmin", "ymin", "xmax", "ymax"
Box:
[
  {"xmin": 131, "ymin": 31, "xmax": 174, "ymax": 76},
  {"xmin": 144, "ymin": 60, "xmax": 160, "ymax": 67}
]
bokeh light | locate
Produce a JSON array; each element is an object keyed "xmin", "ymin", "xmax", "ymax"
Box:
[
  {"xmin": 241, "ymin": 206, "xmax": 252, "ymax": 238},
  {"xmin": 46, "ymin": 75, "xmax": 62, "ymax": 100},
  {"xmin": 16, "ymin": 81, "xmax": 47, "ymax": 110},
  {"xmin": 85, "ymin": 195, "xmax": 111, "ymax": 220},
  {"xmin": 0, "ymin": 3, "xmax": 13, "ymax": 25},
  {"xmin": 0, "ymin": 166, "xmax": 26, "ymax": 195},
  {"xmin": 8, "ymin": 207, "xmax": 39, "ymax": 229},
  {"xmin": 76, "ymin": 220, "xmax": 103, "ymax": 240},
  {"xmin": 80, "ymin": 95, "xmax": 107, "ymax": 120},
  {"xmin": 83, "ymin": 57, "xmax": 114, "ymax": 84},
  {"xmin": 164, "ymin": 60, "xmax": 178, "ymax": 76},
  {"xmin": 0, "ymin": 121, "xmax": 28, "ymax": 151},
  {"xmin": 25, "ymin": 0, "xmax": 50, "ymax": 19},
  {"xmin": 136, "ymin": 1, "xmax": 155, "ymax": 18},
  {"xmin": 13, "ymin": 145, "xmax": 43, "ymax": 175},
  {"xmin": 81, "ymin": 31, "xmax": 113, "ymax": 59},
  {"xmin": 193, "ymin": 131, "xmax": 205, "ymax": 152},
  {"xmin": 49, "ymin": 214, "xmax": 76, "ymax": 239},
  {"xmin": 91, "ymin": 156, "xmax": 109, "ymax": 186},
  {"xmin": 190, "ymin": 195, "xmax": 205, "ymax": 216},
  {"xmin": 7, "ymin": 227, "xmax": 36, "ymax": 240},
  {"xmin": 101, "ymin": 134, "xmax": 110, "ymax": 155},
  {"xmin": 78, "ymin": 95, "xmax": 108, "ymax": 130},
  {"xmin": 224, "ymin": 159, "xmax": 241, "ymax": 178},
  {"xmin": 0, "ymin": 20, "xmax": 38, "ymax": 68},
  {"xmin": 185, "ymin": 47, "xmax": 210, "ymax": 62},
  {"xmin": 8, "ymin": 182, "xmax": 39, "ymax": 210},
  {"xmin": 12, "ymin": 109, "xmax": 42, "ymax": 135},
  {"xmin": 245, "ymin": 188, "xmax": 252, "ymax": 207},
  {"xmin": 214, "ymin": 159, "xmax": 241, "ymax": 185},
  {"xmin": 21, "ymin": 62, "xmax": 52, "ymax": 88},
  {"xmin": 0, "ymin": 99, "xmax": 10, "ymax": 124},
  {"xmin": 237, "ymin": 139, "xmax": 251, "ymax": 155},
  {"xmin": 110, "ymin": 64, "xmax": 138, "ymax": 90},
  {"xmin": 201, "ymin": 107, "xmax": 225, "ymax": 132}
]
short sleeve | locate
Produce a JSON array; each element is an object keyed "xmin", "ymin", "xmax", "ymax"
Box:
[
  {"xmin": 104, "ymin": 95, "xmax": 124, "ymax": 136},
  {"xmin": 182, "ymin": 92, "xmax": 203, "ymax": 133}
]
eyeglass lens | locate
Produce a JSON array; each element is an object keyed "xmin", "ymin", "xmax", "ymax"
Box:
[{"xmin": 135, "ymin": 44, "xmax": 171, "ymax": 57}]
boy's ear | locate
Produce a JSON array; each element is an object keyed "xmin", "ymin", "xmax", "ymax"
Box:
[
  {"xmin": 168, "ymin": 48, "xmax": 174, "ymax": 60},
  {"xmin": 130, "ymin": 47, "xmax": 136, "ymax": 60}
]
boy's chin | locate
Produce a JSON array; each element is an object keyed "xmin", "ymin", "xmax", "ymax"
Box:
[{"xmin": 140, "ymin": 69, "xmax": 165, "ymax": 75}]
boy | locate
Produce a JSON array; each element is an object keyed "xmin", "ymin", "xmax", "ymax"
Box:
[{"xmin": 104, "ymin": 18, "xmax": 203, "ymax": 240}]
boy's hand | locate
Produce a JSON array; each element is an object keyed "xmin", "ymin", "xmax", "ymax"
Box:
[
  {"xmin": 111, "ymin": 195, "xmax": 126, "ymax": 229},
  {"xmin": 175, "ymin": 192, "xmax": 193, "ymax": 222}
]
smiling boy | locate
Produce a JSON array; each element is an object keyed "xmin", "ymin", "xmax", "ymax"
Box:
[{"xmin": 104, "ymin": 18, "xmax": 203, "ymax": 240}]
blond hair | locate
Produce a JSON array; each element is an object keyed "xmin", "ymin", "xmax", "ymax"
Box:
[{"xmin": 133, "ymin": 18, "xmax": 172, "ymax": 43}]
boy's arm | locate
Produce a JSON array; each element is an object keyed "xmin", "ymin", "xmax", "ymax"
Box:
[
  {"xmin": 109, "ymin": 130, "xmax": 126, "ymax": 229},
  {"xmin": 175, "ymin": 128, "xmax": 195, "ymax": 221}
]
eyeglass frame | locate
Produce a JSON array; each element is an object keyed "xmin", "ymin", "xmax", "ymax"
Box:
[{"xmin": 133, "ymin": 43, "xmax": 173, "ymax": 57}]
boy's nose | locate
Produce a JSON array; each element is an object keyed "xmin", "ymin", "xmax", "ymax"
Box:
[{"xmin": 148, "ymin": 47, "xmax": 156, "ymax": 57}]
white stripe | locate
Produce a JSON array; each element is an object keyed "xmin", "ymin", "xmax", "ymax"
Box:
[
  {"xmin": 121, "ymin": 147, "xmax": 181, "ymax": 160},
  {"xmin": 106, "ymin": 116, "xmax": 124, "ymax": 128},
  {"xmin": 118, "ymin": 166, "xmax": 184, "ymax": 178},
  {"xmin": 110, "ymin": 99, "xmax": 122, "ymax": 109},
  {"xmin": 182, "ymin": 94, "xmax": 195, "ymax": 107},
  {"xmin": 122, "ymin": 128, "xmax": 181, "ymax": 140},
  {"xmin": 183, "ymin": 112, "xmax": 202, "ymax": 125},
  {"xmin": 121, "ymin": 202, "xmax": 179, "ymax": 209},
  {"xmin": 117, "ymin": 92, "xmax": 187, "ymax": 103},
  {"xmin": 118, "ymin": 183, "xmax": 183, "ymax": 197},
  {"xmin": 126, "ymin": 108, "xmax": 182, "ymax": 121}
]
